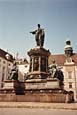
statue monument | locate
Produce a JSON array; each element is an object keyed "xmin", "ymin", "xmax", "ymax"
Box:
[
  {"xmin": 1, "ymin": 24, "xmax": 74, "ymax": 103},
  {"xmin": 28, "ymin": 24, "xmax": 50, "ymax": 79},
  {"xmin": 30, "ymin": 24, "xmax": 45, "ymax": 47}
]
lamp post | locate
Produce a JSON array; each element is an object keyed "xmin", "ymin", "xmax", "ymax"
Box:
[{"xmin": 5, "ymin": 53, "xmax": 10, "ymax": 80}]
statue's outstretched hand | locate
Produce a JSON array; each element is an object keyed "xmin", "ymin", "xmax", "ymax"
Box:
[{"xmin": 30, "ymin": 31, "xmax": 36, "ymax": 34}]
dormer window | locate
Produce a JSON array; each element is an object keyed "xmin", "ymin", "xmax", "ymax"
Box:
[{"xmin": 66, "ymin": 57, "xmax": 72, "ymax": 63}]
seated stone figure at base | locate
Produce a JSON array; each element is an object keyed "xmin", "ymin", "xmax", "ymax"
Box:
[
  {"xmin": 8, "ymin": 62, "xmax": 18, "ymax": 80},
  {"xmin": 48, "ymin": 59, "xmax": 57, "ymax": 78},
  {"xmin": 48, "ymin": 59, "xmax": 64, "ymax": 85}
]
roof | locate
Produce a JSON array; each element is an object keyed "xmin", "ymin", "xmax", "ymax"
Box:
[
  {"xmin": 48, "ymin": 53, "xmax": 77, "ymax": 66},
  {"xmin": 71, "ymin": 53, "xmax": 77, "ymax": 64},
  {"xmin": 48, "ymin": 54, "xmax": 66, "ymax": 66},
  {"xmin": 0, "ymin": 48, "xmax": 13, "ymax": 62}
]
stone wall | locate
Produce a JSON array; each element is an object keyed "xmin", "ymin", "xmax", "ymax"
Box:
[{"xmin": 0, "ymin": 93, "xmax": 66, "ymax": 103}]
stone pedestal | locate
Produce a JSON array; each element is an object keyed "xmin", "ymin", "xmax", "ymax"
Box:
[
  {"xmin": 3, "ymin": 80, "xmax": 14, "ymax": 90},
  {"xmin": 28, "ymin": 46, "xmax": 50, "ymax": 79},
  {"xmin": 2, "ymin": 80, "xmax": 25, "ymax": 94},
  {"xmin": 2, "ymin": 80, "xmax": 15, "ymax": 93},
  {"xmin": 25, "ymin": 78, "xmax": 60, "ymax": 90}
]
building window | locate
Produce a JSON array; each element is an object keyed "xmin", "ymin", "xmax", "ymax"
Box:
[
  {"xmin": 9, "ymin": 63, "xmax": 11, "ymax": 66},
  {"xmin": 68, "ymin": 71, "xmax": 72, "ymax": 79},
  {"xmin": 8, "ymin": 68, "xmax": 11, "ymax": 75},
  {"xmin": 0, "ymin": 65, "xmax": 1, "ymax": 71},
  {"xmin": 3, "ymin": 61, "xmax": 6, "ymax": 64},
  {"xmin": 1, "ymin": 67, "xmax": 5, "ymax": 88},
  {"xmin": 1, "ymin": 73, "xmax": 5, "ymax": 88},
  {"xmin": 66, "ymin": 57, "xmax": 72, "ymax": 63},
  {"xmin": 25, "ymin": 65, "xmax": 28, "ymax": 68},
  {"xmin": 2, "ymin": 66, "xmax": 5, "ymax": 73},
  {"xmin": 69, "ymin": 82, "xmax": 72, "ymax": 88}
]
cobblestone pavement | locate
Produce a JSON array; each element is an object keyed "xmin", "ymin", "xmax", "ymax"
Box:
[
  {"xmin": 0, "ymin": 108, "xmax": 77, "ymax": 115},
  {"xmin": 0, "ymin": 102, "xmax": 77, "ymax": 110}
]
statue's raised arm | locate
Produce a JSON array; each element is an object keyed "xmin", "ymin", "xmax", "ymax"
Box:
[
  {"xmin": 30, "ymin": 24, "xmax": 45, "ymax": 47},
  {"xmin": 30, "ymin": 31, "xmax": 37, "ymax": 35}
]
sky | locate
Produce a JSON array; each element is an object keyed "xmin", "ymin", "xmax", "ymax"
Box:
[{"xmin": 0, "ymin": 0, "xmax": 77, "ymax": 60}]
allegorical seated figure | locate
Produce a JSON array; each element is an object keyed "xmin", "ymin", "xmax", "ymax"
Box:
[
  {"xmin": 48, "ymin": 59, "xmax": 57, "ymax": 78},
  {"xmin": 8, "ymin": 62, "xmax": 18, "ymax": 80},
  {"xmin": 48, "ymin": 59, "xmax": 64, "ymax": 86},
  {"xmin": 30, "ymin": 24, "xmax": 45, "ymax": 47}
]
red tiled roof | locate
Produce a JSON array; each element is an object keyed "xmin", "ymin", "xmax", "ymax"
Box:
[
  {"xmin": 0, "ymin": 48, "xmax": 13, "ymax": 62},
  {"xmin": 71, "ymin": 53, "xmax": 77, "ymax": 64},
  {"xmin": 48, "ymin": 54, "xmax": 66, "ymax": 66},
  {"xmin": 48, "ymin": 53, "xmax": 77, "ymax": 66}
]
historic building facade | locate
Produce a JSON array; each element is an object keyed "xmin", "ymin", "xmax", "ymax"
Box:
[
  {"xmin": 49, "ymin": 40, "xmax": 77, "ymax": 100},
  {"xmin": 0, "ymin": 48, "xmax": 13, "ymax": 88},
  {"xmin": 15, "ymin": 58, "xmax": 29, "ymax": 81}
]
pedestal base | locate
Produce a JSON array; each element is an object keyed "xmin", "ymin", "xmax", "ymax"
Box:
[
  {"xmin": 25, "ymin": 78, "xmax": 60, "ymax": 90},
  {"xmin": 2, "ymin": 80, "xmax": 14, "ymax": 92},
  {"xmin": 2, "ymin": 80, "xmax": 25, "ymax": 94},
  {"xmin": 0, "ymin": 79, "xmax": 74, "ymax": 103}
]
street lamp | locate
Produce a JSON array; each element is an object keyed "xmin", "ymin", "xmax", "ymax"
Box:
[{"xmin": 5, "ymin": 53, "xmax": 10, "ymax": 80}]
